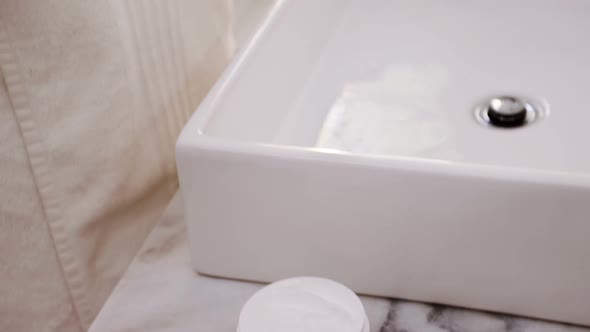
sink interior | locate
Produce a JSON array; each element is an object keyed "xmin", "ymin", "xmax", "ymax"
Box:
[{"xmin": 201, "ymin": 0, "xmax": 590, "ymax": 174}]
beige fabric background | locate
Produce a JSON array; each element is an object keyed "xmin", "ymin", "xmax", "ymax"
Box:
[{"xmin": 0, "ymin": 1, "xmax": 232, "ymax": 331}]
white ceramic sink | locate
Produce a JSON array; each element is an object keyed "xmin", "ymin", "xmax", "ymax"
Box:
[{"xmin": 177, "ymin": 0, "xmax": 590, "ymax": 325}]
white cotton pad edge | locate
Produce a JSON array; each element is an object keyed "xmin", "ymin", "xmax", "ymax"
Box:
[{"xmin": 237, "ymin": 277, "xmax": 369, "ymax": 332}]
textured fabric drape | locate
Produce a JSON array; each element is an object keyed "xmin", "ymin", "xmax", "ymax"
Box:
[{"xmin": 0, "ymin": 1, "xmax": 232, "ymax": 330}]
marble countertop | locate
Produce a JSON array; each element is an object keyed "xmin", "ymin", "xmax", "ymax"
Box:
[{"xmin": 89, "ymin": 193, "xmax": 589, "ymax": 332}]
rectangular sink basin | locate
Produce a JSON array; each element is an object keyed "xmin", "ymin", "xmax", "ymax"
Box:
[{"xmin": 177, "ymin": 0, "xmax": 590, "ymax": 325}]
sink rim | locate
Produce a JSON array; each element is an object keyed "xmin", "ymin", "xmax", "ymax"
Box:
[{"xmin": 177, "ymin": 0, "xmax": 590, "ymax": 189}]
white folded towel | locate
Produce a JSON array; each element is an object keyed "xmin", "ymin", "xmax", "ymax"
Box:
[{"xmin": 0, "ymin": 1, "xmax": 231, "ymax": 330}]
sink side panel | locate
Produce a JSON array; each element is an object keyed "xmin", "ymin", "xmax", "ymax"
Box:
[{"xmin": 178, "ymin": 145, "xmax": 590, "ymax": 326}]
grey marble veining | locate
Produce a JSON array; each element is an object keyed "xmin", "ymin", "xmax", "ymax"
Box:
[{"xmin": 378, "ymin": 300, "xmax": 589, "ymax": 332}]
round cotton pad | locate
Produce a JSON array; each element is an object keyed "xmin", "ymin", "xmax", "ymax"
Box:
[{"xmin": 238, "ymin": 277, "xmax": 369, "ymax": 332}]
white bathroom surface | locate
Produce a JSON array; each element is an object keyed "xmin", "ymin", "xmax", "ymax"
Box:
[
  {"xmin": 202, "ymin": 0, "xmax": 590, "ymax": 174},
  {"xmin": 177, "ymin": 0, "xmax": 590, "ymax": 325},
  {"xmin": 89, "ymin": 193, "xmax": 590, "ymax": 332}
]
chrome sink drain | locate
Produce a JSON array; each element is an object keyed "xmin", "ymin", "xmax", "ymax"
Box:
[{"xmin": 474, "ymin": 95, "xmax": 548, "ymax": 128}]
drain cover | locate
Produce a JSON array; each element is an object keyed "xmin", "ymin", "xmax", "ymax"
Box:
[
  {"xmin": 474, "ymin": 95, "xmax": 547, "ymax": 128},
  {"xmin": 487, "ymin": 96, "xmax": 528, "ymax": 127}
]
